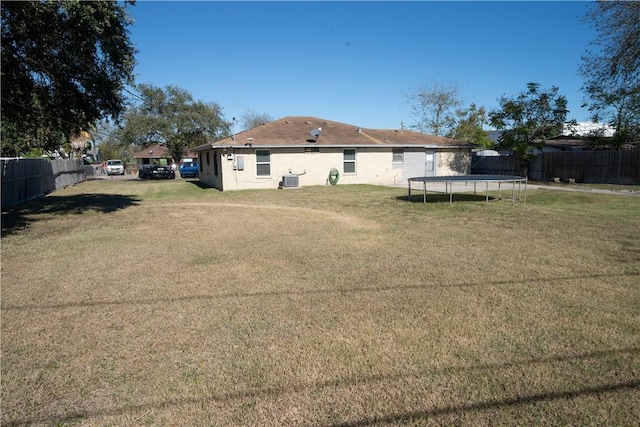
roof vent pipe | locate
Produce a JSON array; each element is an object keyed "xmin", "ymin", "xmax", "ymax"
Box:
[{"xmin": 231, "ymin": 117, "xmax": 236, "ymax": 141}]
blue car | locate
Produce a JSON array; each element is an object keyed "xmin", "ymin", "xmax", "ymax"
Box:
[{"xmin": 179, "ymin": 161, "xmax": 199, "ymax": 178}]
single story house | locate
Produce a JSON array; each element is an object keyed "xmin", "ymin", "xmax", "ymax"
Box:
[
  {"xmin": 191, "ymin": 116, "xmax": 474, "ymax": 191},
  {"xmin": 133, "ymin": 144, "xmax": 175, "ymax": 167}
]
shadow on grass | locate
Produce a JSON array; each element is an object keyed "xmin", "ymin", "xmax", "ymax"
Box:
[
  {"xmin": 3, "ymin": 272, "xmax": 638, "ymax": 312},
  {"xmin": 1, "ymin": 193, "xmax": 141, "ymax": 237},
  {"xmin": 4, "ymin": 347, "xmax": 638, "ymax": 426},
  {"xmin": 184, "ymin": 180, "xmax": 218, "ymax": 190},
  {"xmin": 330, "ymin": 379, "xmax": 640, "ymax": 427},
  {"xmin": 397, "ymin": 193, "xmax": 498, "ymax": 204}
]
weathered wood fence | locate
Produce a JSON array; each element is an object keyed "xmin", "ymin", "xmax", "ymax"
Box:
[
  {"xmin": 472, "ymin": 150, "xmax": 640, "ymax": 184},
  {"xmin": 1, "ymin": 158, "xmax": 86, "ymax": 209}
]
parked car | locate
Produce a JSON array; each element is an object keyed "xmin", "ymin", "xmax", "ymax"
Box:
[
  {"xmin": 138, "ymin": 164, "xmax": 176, "ymax": 180},
  {"xmin": 106, "ymin": 159, "xmax": 125, "ymax": 175},
  {"xmin": 179, "ymin": 160, "xmax": 199, "ymax": 178}
]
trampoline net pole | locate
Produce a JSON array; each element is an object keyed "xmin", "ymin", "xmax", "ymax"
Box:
[
  {"xmin": 486, "ymin": 181, "xmax": 489, "ymax": 205},
  {"xmin": 424, "ymin": 181, "xmax": 427, "ymax": 203}
]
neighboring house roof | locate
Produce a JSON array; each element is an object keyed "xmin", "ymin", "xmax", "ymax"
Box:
[
  {"xmin": 134, "ymin": 144, "xmax": 171, "ymax": 159},
  {"xmin": 562, "ymin": 121, "xmax": 614, "ymax": 137},
  {"xmin": 488, "ymin": 130, "xmax": 590, "ymax": 152},
  {"xmin": 543, "ymin": 135, "xmax": 586, "ymax": 150},
  {"xmin": 490, "ymin": 122, "xmax": 615, "ymax": 146},
  {"xmin": 192, "ymin": 116, "xmax": 472, "ymax": 151}
]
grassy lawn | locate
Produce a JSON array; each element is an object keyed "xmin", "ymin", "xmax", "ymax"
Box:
[{"xmin": 2, "ymin": 180, "xmax": 639, "ymax": 426}]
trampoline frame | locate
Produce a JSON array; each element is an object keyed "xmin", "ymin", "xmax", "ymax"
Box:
[{"xmin": 407, "ymin": 175, "xmax": 528, "ymax": 206}]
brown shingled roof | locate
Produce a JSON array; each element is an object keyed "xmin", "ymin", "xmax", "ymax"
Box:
[
  {"xmin": 193, "ymin": 116, "xmax": 470, "ymax": 150},
  {"xmin": 133, "ymin": 145, "xmax": 197, "ymax": 159},
  {"xmin": 134, "ymin": 144, "xmax": 171, "ymax": 159}
]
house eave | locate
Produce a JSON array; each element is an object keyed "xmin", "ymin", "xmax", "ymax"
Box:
[{"xmin": 192, "ymin": 143, "xmax": 472, "ymax": 152}]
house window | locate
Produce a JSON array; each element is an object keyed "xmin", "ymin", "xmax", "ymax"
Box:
[
  {"xmin": 213, "ymin": 151, "xmax": 218, "ymax": 176},
  {"xmin": 256, "ymin": 149, "xmax": 271, "ymax": 176},
  {"xmin": 425, "ymin": 152, "xmax": 435, "ymax": 172},
  {"xmin": 199, "ymin": 154, "xmax": 203, "ymax": 172},
  {"xmin": 206, "ymin": 152, "xmax": 210, "ymax": 166},
  {"xmin": 343, "ymin": 149, "xmax": 356, "ymax": 174},
  {"xmin": 392, "ymin": 149, "xmax": 404, "ymax": 164}
]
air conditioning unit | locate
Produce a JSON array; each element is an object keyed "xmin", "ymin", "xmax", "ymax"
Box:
[{"xmin": 282, "ymin": 175, "xmax": 299, "ymax": 188}]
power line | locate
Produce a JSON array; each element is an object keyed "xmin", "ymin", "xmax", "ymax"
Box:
[
  {"xmin": 123, "ymin": 86, "xmax": 145, "ymax": 103},
  {"xmin": 1, "ymin": 97, "xmax": 114, "ymax": 140}
]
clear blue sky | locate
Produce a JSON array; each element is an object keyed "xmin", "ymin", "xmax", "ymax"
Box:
[{"xmin": 128, "ymin": 1, "xmax": 596, "ymax": 130}]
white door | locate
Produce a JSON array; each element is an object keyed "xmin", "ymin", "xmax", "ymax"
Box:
[{"xmin": 425, "ymin": 151, "xmax": 436, "ymax": 176}]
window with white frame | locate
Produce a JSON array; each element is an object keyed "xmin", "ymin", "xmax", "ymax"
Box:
[
  {"xmin": 392, "ymin": 149, "xmax": 404, "ymax": 164},
  {"xmin": 256, "ymin": 149, "xmax": 271, "ymax": 176},
  {"xmin": 425, "ymin": 152, "xmax": 435, "ymax": 172},
  {"xmin": 343, "ymin": 149, "xmax": 356, "ymax": 174}
]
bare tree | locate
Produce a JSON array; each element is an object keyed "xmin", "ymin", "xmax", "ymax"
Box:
[
  {"xmin": 241, "ymin": 109, "xmax": 274, "ymax": 131},
  {"xmin": 407, "ymin": 81, "xmax": 462, "ymax": 136},
  {"xmin": 580, "ymin": 1, "xmax": 640, "ymax": 145}
]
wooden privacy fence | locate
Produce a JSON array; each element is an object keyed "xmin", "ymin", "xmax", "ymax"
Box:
[
  {"xmin": 472, "ymin": 156, "xmax": 519, "ymax": 176},
  {"xmin": 1, "ymin": 158, "xmax": 86, "ymax": 209},
  {"xmin": 472, "ymin": 150, "xmax": 640, "ymax": 184},
  {"xmin": 536, "ymin": 151, "xmax": 640, "ymax": 184}
]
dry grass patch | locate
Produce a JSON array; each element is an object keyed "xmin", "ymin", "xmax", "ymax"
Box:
[{"xmin": 2, "ymin": 180, "xmax": 639, "ymax": 426}]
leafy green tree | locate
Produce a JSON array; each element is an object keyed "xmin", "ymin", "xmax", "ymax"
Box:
[
  {"xmin": 408, "ymin": 81, "xmax": 462, "ymax": 136},
  {"xmin": 489, "ymin": 83, "xmax": 568, "ymax": 174},
  {"xmin": 1, "ymin": 1, "xmax": 137, "ymax": 157},
  {"xmin": 448, "ymin": 103, "xmax": 493, "ymax": 148},
  {"xmin": 97, "ymin": 135, "xmax": 135, "ymax": 164},
  {"xmin": 580, "ymin": 1, "xmax": 640, "ymax": 147},
  {"xmin": 581, "ymin": 69, "xmax": 640, "ymax": 148},
  {"xmin": 116, "ymin": 84, "xmax": 228, "ymax": 163}
]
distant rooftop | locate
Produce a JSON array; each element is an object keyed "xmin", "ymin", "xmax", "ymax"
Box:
[
  {"xmin": 562, "ymin": 122, "xmax": 614, "ymax": 137},
  {"xmin": 488, "ymin": 122, "xmax": 615, "ymax": 143}
]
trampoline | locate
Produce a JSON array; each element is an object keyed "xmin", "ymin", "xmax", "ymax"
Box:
[{"xmin": 407, "ymin": 175, "xmax": 528, "ymax": 205}]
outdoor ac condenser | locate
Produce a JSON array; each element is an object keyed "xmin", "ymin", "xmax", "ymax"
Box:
[{"xmin": 282, "ymin": 175, "xmax": 299, "ymax": 188}]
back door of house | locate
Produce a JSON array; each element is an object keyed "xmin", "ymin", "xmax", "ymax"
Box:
[{"xmin": 425, "ymin": 151, "xmax": 436, "ymax": 176}]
